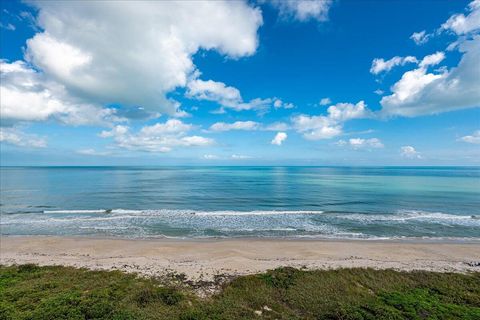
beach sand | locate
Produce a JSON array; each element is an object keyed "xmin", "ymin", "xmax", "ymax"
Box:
[{"xmin": 1, "ymin": 236, "xmax": 479, "ymax": 282}]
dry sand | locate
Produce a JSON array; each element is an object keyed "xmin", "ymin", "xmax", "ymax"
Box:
[{"xmin": 1, "ymin": 236, "xmax": 479, "ymax": 282}]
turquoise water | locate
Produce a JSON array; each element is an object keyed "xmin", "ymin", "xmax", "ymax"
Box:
[{"xmin": 1, "ymin": 166, "xmax": 479, "ymax": 239}]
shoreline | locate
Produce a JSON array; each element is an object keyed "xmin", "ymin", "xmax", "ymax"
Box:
[
  {"xmin": 1, "ymin": 236, "xmax": 479, "ymax": 281},
  {"xmin": 3, "ymin": 233, "xmax": 480, "ymax": 244}
]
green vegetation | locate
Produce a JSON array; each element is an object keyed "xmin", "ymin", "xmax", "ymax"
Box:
[{"xmin": 1, "ymin": 265, "xmax": 479, "ymax": 319}]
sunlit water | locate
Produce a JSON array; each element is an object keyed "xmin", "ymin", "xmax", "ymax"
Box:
[{"xmin": 1, "ymin": 166, "xmax": 479, "ymax": 239}]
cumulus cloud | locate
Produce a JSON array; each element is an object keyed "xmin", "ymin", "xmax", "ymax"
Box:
[
  {"xmin": 209, "ymin": 121, "xmax": 260, "ymax": 132},
  {"xmin": 268, "ymin": 0, "xmax": 333, "ymax": 22},
  {"xmin": 99, "ymin": 119, "xmax": 213, "ymax": 152},
  {"xmin": 381, "ymin": 40, "xmax": 480, "ymax": 116},
  {"xmin": 292, "ymin": 101, "xmax": 371, "ymax": 140},
  {"xmin": 327, "ymin": 101, "xmax": 371, "ymax": 121},
  {"xmin": 98, "ymin": 125, "xmax": 129, "ymax": 138},
  {"xmin": 173, "ymin": 109, "xmax": 192, "ymax": 118},
  {"xmin": 187, "ymin": 79, "xmax": 291, "ymax": 112},
  {"xmin": 271, "ymin": 132, "xmax": 287, "ymax": 145},
  {"xmin": 381, "ymin": 54, "xmax": 448, "ymax": 115},
  {"xmin": 418, "ymin": 51, "xmax": 445, "ymax": 67},
  {"xmin": 410, "ymin": 30, "xmax": 430, "ymax": 45},
  {"xmin": 337, "ymin": 138, "xmax": 384, "ymax": 149},
  {"xmin": 0, "ymin": 60, "xmax": 121, "ymax": 126},
  {"xmin": 381, "ymin": 1, "xmax": 480, "ymax": 117},
  {"xmin": 20, "ymin": 1, "xmax": 262, "ymax": 116},
  {"xmin": 187, "ymin": 79, "xmax": 241, "ymax": 107},
  {"xmin": 0, "ymin": 127, "xmax": 47, "ymax": 148},
  {"xmin": 370, "ymin": 56, "xmax": 418, "ymax": 74},
  {"xmin": 273, "ymin": 98, "xmax": 295, "ymax": 109},
  {"xmin": 441, "ymin": 0, "xmax": 480, "ymax": 35},
  {"xmin": 293, "ymin": 117, "xmax": 342, "ymax": 140},
  {"xmin": 458, "ymin": 130, "xmax": 480, "ymax": 144},
  {"xmin": 400, "ymin": 146, "xmax": 422, "ymax": 159}
]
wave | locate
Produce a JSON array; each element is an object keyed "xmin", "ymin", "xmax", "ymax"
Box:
[
  {"xmin": 43, "ymin": 209, "xmax": 115, "ymax": 214},
  {"xmin": 193, "ymin": 210, "xmax": 325, "ymax": 216},
  {"xmin": 339, "ymin": 209, "xmax": 479, "ymax": 226},
  {"xmin": 39, "ymin": 208, "xmax": 477, "ymax": 222},
  {"xmin": 1, "ymin": 208, "xmax": 476, "ymax": 237},
  {"xmin": 42, "ymin": 209, "xmax": 325, "ymax": 216}
]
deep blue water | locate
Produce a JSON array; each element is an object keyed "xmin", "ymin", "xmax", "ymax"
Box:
[{"xmin": 1, "ymin": 166, "xmax": 479, "ymax": 239}]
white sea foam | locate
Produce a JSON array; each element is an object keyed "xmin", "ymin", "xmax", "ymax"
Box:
[
  {"xmin": 193, "ymin": 210, "xmax": 324, "ymax": 216},
  {"xmin": 42, "ymin": 209, "xmax": 324, "ymax": 216},
  {"xmin": 1, "ymin": 208, "xmax": 474, "ymax": 239},
  {"xmin": 340, "ymin": 209, "xmax": 480, "ymax": 226},
  {"xmin": 43, "ymin": 209, "xmax": 110, "ymax": 214}
]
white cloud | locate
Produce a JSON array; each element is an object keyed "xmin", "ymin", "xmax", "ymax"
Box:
[
  {"xmin": 173, "ymin": 109, "xmax": 192, "ymax": 118},
  {"xmin": 231, "ymin": 154, "xmax": 253, "ymax": 159},
  {"xmin": 319, "ymin": 97, "xmax": 331, "ymax": 106},
  {"xmin": 370, "ymin": 56, "xmax": 418, "ymax": 74},
  {"xmin": 264, "ymin": 122, "xmax": 290, "ymax": 131},
  {"xmin": 337, "ymin": 138, "xmax": 384, "ymax": 149},
  {"xmin": 76, "ymin": 148, "xmax": 110, "ymax": 156},
  {"xmin": 236, "ymin": 97, "xmax": 275, "ymax": 112},
  {"xmin": 271, "ymin": 132, "xmax": 287, "ymax": 145},
  {"xmin": 292, "ymin": 101, "xmax": 371, "ymax": 140},
  {"xmin": 0, "ymin": 60, "xmax": 120, "ymax": 126},
  {"xmin": 400, "ymin": 146, "xmax": 422, "ymax": 159},
  {"xmin": 459, "ymin": 130, "xmax": 480, "ymax": 144},
  {"xmin": 208, "ymin": 120, "xmax": 289, "ymax": 132},
  {"xmin": 99, "ymin": 119, "xmax": 213, "ymax": 153},
  {"xmin": 99, "ymin": 125, "xmax": 129, "ymax": 138},
  {"xmin": 187, "ymin": 79, "xmax": 287, "ymax": 112},
  {"xmin": 292, "ymin": 115, "xmax": 340, "ymax": 140},
  {"xmin": 268, "ymin": 0, "xmax": 333, "ymax": 22},
  {"xmin": 296, "ymin": 120, "xmax": 342, "ymax": 140},
  {"xmin": 327, "ymin": 101, "xmax": 371, "ymax": 121},
  {"xmin": 0, "ymin": 127, "xmax": 47, "ymax": 148},
  {"xmin": 410, "ymin": 30, "xmax": 430, "ymax": 45},
  {"xmin": 203, "ymin": 154, "xmax": 254, "ymax": 160},
  {"xmin": 187, "ymin": 79, "xmax": 242, "ymax": 108},
  {"xmin": 381, "ymin": 53, "xmax": 446, "ymax": 112},
  {"xmin": 139, "ymin": 119, "xmax": 193, "ymax": 136},
  {"xmin": 381, "ymin": 39, "xmax": 480, "ymax": 116},
  {"xmin": 441, "ymin": 0, "xmax": 480, "ymax": 35},
  {"xmin": 209, "ymin": 121, "xmax": 260, "ymax": 132},
  {"xmin": 210, "ymin": 108, "xmax": 227, "ymax": 115},
  {"xmin": 381, "ymin": 1, "xmax": 480, "ymax": 117},
  {"xmin": 418, "ymin": 51, "xmax": 445, "ymax": 68},
  {"xmin": 273, "ymin": 98, "xmax": 295, "ymax": 109},
  {"xmin": 22, "ymin": 1, "xmax": 262, "ymax": 115},
  {"xmin": 203, "ymin": 154, "xmax": 220, "ymax": 160}
]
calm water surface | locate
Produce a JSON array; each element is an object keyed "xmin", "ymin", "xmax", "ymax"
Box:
[{"xmin": 1, "ymin": 166, "xmax": 479, "ymax": 239}]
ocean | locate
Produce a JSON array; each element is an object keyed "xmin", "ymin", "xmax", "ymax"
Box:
[{"xmin": 1, "ymin": 166, "xmax": 479, "ymax": 240}]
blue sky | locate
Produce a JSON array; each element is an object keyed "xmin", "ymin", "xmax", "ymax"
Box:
[{"xmin": 1, "ymin": 0, "xmax": 479, "ymax": 165}]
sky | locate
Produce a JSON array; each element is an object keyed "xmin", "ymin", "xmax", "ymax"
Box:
[{"xmin": 0, "ymin": 0, "xmax": 479, "ymax": 166}]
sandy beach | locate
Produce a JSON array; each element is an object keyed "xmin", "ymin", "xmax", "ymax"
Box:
[{"xmin": 1, "ymin": 236, "xmax": 479, "ymax": 282}]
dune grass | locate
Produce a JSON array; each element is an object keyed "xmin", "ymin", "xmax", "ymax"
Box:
[{"xmin": 0, "ymin": 264, "xmax": 479, "ymax": 319}]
